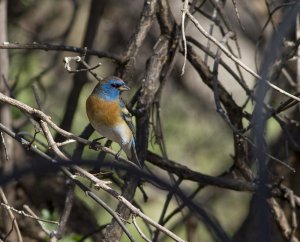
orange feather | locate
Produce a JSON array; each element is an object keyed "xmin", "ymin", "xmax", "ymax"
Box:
[{"xmin": 86, "ymin": 95, "xmax": 122, "ymax": 127}]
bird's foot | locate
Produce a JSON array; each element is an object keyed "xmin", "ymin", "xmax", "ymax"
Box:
[{"xmin": 89, "ymin": 137, "xmax": 105, "ymax": 150}]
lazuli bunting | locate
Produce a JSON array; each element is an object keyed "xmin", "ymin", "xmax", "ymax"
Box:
[{"xmin": 86, "ymin": 76, "xmax": 141, "ymax": 168}]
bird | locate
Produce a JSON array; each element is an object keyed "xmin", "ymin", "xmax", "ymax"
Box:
[{"xmin": 86, "ymin": 76, "xmax": 141, "ymax": 168}]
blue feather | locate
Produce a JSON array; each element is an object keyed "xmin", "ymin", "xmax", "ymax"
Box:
[{"xmin": 92, "ymin": 79, "xmax": 125, "ymax": 101}]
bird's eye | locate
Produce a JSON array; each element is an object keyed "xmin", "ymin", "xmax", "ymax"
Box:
[{"xmin": 111, "ymin": 83, "xmax": 121, "ymax": 88}]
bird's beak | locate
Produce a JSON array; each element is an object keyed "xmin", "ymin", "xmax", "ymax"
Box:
[{"xmin": 119, "ymin": 85, "xmax": 130, "ymax": 92}]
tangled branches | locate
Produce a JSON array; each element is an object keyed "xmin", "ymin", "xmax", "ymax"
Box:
[{"xmin": 1, "ymin": 0, "xmax": 300, "ymax": 242}]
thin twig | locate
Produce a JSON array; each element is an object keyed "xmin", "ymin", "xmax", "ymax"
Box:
[
  {"xmin": 85, "ymin": 190, "xmax": 136, "ymax": 242},
  {"xmin": 0, "ymin": 131, "xmax": 8, "ymax": 161},
  {"xmin": 32, "ymin": 83, "xmax": 43, "ymax": 110},
  {"xmin": 3, "ymin": 218, "xmax": 16, "ymax": 242},
  {"xmin": 0, "ymin": 203, "xmax": 58, "ymax": 225},
  {"xmin": 132, "ymin": 216, "xmax": 152, "ymax": 242},
  {"xmin": 212, "ymin": 31, "xmax": 237, "ymax": 130},
  {"xmin": 181, "ymin": 0, "xmax": 189, "ymax": 75},
  {"xmin": 185, "ymin": 10, "xmax": 300, "ymax": 103},
  {"xmin": 186, "ymin": 36, "xmax": 251, "ymax": 94},
  {"xmin": 153, "ymin": 178, "xmax": 183, "ymax": 241},
  {"xmin": 50, "ymin": 182, "xmax": 75, "ymax": 241},
  {"xmin": 244, "ymin": 135, "xmax": 295, "ymax": 173},
  {"xmin": 56, "ymin": 139, "xmax": 76, "ymax": 147},
  {"xmin": 0, "ymin": 188, "xmax": 23, "ymax": 242},
  {"xmin": 63, "ymin": 55, "xmax": 102, "ymax": 82},
  {"xmin": 162, "ymin": 185, "xmax": 203, "ymax": 226},
  {"xmin": 231, "ymin": 0, "xmax": 245, "ymax": 31},
  {"xmin": 204, "ymin": 0, "xmax": 219, "ymax": 64},
  {"xmin": 23, "ymin": 205, "xmax": 53, "ymax": 235},
  {"xmin": 0, "ymin": 42, "xmax": 122, "ymax": 63}
]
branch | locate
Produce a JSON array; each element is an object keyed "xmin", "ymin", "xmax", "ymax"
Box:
[
  {"xmin": 132, "ymin": 216, "xmax": 152, "ymax": 242},
  {"xmin": 268, "ymin": 198, "xmax": 299, "ymax": 242},
  {"xmin": 49, "ymin": 182, "xmax": 75, "ymax": 241},
  {"xmin": 185, "ymin": 9, "xmax": 300, "ymax": 103},
  {"xmin": 23, "ymin": 205, "xmax": 52, "ymax": 235},
  {"xmin": 123, "ymin": 0, "xmax": 158, "ymax": 59},
  {"xmin": 180, "ymin": 0, "xmax": 189, "ymax": 75},
  {"xmin": 0, "ymin": 42, "xmax": 122, "ymax": 63},
  {"xmin": 186, "ymin": 36, "xmax": 251, "ymax": 95},
  {"xmin": 186, "ymin": 44, "xmax": 243, "ymax": 125},
  {"xmin": 118, "ymin": 0, "xmax": 158, "ymax": 78},
  {"xmin": 0, "ymin": 188, "xmax": 23, "ymax": 242},
  {"xmin": 0, "ymin": 91, "xmax": 139, "ymax": 169},
  {"xmin": 0, "ymin": 203, "xmax": 58, "ymax": 226},
  {"xmin": 146, "ymin": 151, "xmax": 256, "ymax": 192},
  {"xmin": 0, "ymin": 120, "xmax": 185, "ymax": 242},
  {"xmin": 103, "ymin": 0, "xmax": 171, "ymax": 240}
]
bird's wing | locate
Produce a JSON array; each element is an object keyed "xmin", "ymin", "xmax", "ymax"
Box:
[
  {"xmin": 119, "ymin": 98, "xmax": 136, "ymax": 141},
  {"xmin": 119, "ymin": 98, "xmax": 142, "ymax": 168}
]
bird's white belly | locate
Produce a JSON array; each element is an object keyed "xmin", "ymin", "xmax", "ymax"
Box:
[{"xmin": 91, "ymin": 121, "xmax": 131, "ymax": 146}]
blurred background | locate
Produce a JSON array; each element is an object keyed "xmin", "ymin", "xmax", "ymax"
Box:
[{"xmin": 1, "ymin": 0, "xmax": 299, "ymax": 241}]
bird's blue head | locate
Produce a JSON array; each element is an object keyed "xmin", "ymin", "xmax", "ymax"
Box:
[{"xmin": 92, "ymin": 76, "xmax": 130, "ymax": 101}]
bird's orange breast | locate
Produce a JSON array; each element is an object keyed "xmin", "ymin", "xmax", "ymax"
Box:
[{"xmin": 86, "ymin": 95, "xmax": 122, "ymax": 127}]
